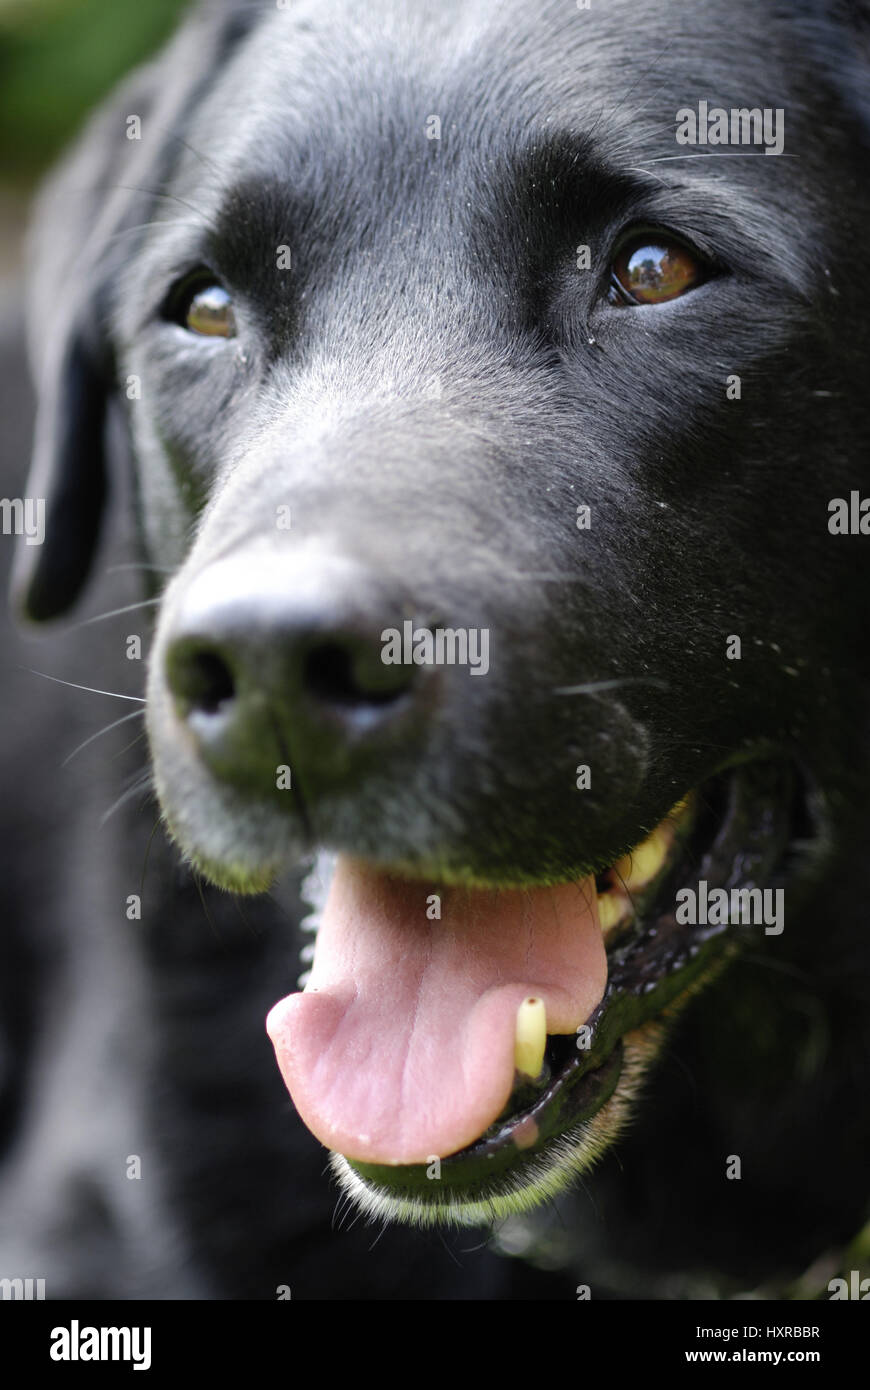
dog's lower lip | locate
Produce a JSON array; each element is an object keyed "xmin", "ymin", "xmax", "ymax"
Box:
[{"xmin": 336, "ymin": 758, "xmax": 799, "ymax": 1221}]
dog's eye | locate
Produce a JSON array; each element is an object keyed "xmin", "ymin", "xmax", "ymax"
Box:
[
  {"xmin": 168, "ymin": 278, "xmax": 237, "ymax": 338},
  {"xmin": 609, "ymin": 235, "xmax": 704, "ymax": 306},
  {"xmin": 184, "ymin": 284, "xmax": 236, "ymax": 337}
]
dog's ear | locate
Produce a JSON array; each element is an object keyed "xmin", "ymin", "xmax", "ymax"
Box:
[
  {"xmin": 12, "ymin": 276, "xmax": 111, "ymax": 622},
  {"xmin": 11, "ymin": 1, "xmax": 262, "ymax": 622}
]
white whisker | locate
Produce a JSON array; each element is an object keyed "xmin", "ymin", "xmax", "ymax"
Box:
[
  {"xmin": 76, "ymin": 598, "xmax": 161, "ymax": 627},
  {"xmin": 554, "ymin": 677, "xmax": 669, "ymax": 696},
  {"xmin": 62, "ymin": 709, "xmax": 145, "ymax": 766},
  {"xmin": 23, "ymin": 669, "xmax": 146, "ymax": 702}
]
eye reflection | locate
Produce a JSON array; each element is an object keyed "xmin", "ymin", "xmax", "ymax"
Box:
[
  {"xmin": 183, "ymin": 283, "xmax": 236, "ymax": 337},
  {"xmin": 611, "ymin": 238, "xmax": 704, "ymax": 305}
]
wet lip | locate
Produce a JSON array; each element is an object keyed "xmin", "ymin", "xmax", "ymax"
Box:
[{"xmin": 336, "ymin": 758, "xmax": 798, "ymax": 1212}]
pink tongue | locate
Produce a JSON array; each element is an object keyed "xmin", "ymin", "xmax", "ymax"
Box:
[{"xmin": 266, "ymin": 856, "xmax": 607, "ymax": 1165}]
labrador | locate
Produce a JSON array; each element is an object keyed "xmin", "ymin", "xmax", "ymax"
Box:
[{"xmin": 8, "ymin": 0, "xmax": 870, "ymax": 1297}]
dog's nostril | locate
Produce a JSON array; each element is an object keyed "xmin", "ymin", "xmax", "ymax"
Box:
[
  {"xmin": 170, "ymin": 646, "xmax": 236, "ymax": 715},
  {"xmin": 304, "ymin": 641, "xmax": 413, "ymax": 708}
]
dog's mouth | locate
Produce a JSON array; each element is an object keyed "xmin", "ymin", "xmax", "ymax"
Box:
[{"xmin": 266, "ymin": 758, "xmax": 801, "ymax": 1225}]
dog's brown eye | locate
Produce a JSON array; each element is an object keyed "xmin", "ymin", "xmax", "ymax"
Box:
[
  {"xmin": 610, "ymin": 236, "xmax": 704, "ymax": 305},
  {"xmin": 182, "ymin": 283, "xmax": 236, "ymax": 337}
]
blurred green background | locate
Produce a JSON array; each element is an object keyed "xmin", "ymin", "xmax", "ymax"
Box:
[{"xmin": 0, "ymin": 0, "xmax": 189, "ymax": 187}]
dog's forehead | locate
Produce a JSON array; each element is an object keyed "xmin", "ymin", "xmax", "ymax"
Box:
[{"xmin": 183, "ymin": 0, "xmax": 800, "ymax": 192}]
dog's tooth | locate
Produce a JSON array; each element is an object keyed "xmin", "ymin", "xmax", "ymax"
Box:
[
  {"xmin": 612, "ymin": 823, "xmax": 671, "ymax": 890},
  {"xmin": 514, "ymin": 997, "xmax": 547, "ymax": 1080},
  {"xmin": 597, "ymin": 889, "xmax": 627, "ymax": 935}
]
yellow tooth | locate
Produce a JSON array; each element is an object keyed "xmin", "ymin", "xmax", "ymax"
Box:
[
  {"xmin": 612, "ymin": 823, "xmax": 671, "ymax": 891},
  {"xmin": 514, "ymin": 997, "xmax": 547, "ymax": 1080},
  {"xmin": 597, "ymin": 889, "xmax": 628, "ymax": 935}
]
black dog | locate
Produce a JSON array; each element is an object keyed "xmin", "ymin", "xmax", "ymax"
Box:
[{"xmin": 5, "ymin": 0, "xmax": 870, "ymax": 1297}]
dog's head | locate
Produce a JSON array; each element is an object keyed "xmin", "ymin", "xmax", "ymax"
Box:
[{"xmin": 15, "ymin": 0, "xmax": 870, "ymax": 1226}]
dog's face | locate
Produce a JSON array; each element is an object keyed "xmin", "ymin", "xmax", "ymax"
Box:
[{"xmin": 16, "ymin": 0, "xmax": 870, "ymax": 1226}]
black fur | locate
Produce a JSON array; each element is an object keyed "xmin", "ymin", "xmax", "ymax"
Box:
[{"xmin": 3, "ymin": 0, "xmax": 869, "ymax": 1297}]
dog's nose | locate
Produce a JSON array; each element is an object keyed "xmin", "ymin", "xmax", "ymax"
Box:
[
  {"xmin": 169, "ymin": 627, "xmax": 416, "ymax": 717},
  {"xmin": 161, "ymin": 552, "xmax": 429, "ymax": 795}
]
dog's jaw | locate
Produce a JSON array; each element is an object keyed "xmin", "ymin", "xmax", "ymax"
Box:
[
  {"xmin": 266, "ymin": 761, "xmax": 800, "ymax": 1225},
  {"xmin": 328, "ymin": 1019, "xmax": 666, "ymax": 1228}
]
